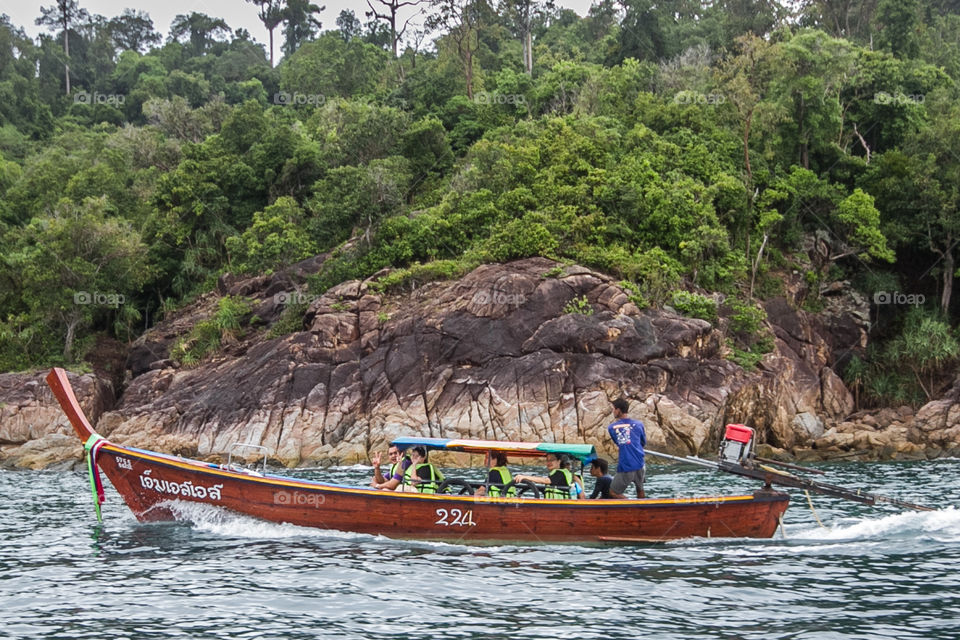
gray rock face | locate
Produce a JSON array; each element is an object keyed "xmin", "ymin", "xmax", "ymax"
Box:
[
  {"xmin": 7, "ymin": 257, "xmax": 950, "ymax": 469},
  {"xmin": 94, "ymin": 259, "xmax": 742, "ymax": 465},
  {"xmin": 0, "ymin": 370, "xmax": 113, "ymax": 469}
]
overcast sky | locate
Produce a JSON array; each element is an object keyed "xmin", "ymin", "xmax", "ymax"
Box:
[{"xmin": 6, "ymin": 1, "xmax": 594, "ymax": 60}]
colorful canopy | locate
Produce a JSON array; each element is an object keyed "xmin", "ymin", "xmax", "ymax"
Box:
[{"xmin": 390, "ymin": 436, "xmax": 598, "ymax": 464}]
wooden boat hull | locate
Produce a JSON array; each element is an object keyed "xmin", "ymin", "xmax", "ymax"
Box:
[
  {"xmin": 97, "ymin": 443, "xmax": 789, "ymax": 542},
  {"xmin": 47, "ymin": 368, "xmax": 789, "ymax": 543}
]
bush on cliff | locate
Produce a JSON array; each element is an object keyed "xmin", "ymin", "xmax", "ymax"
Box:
[
  {"xmin": 853, "ymin": 308, "xmax": 960, "ymax": 407},
  {"xmin": 171, "ymin": 296, "xmax": 252, "ymax": 365}
]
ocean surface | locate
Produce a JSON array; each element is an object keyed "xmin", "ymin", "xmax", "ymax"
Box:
[{"xmin": 2, "ymin": 458, "xmax": 959, "ymax": 640}]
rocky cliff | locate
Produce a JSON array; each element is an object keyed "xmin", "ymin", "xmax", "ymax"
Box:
[
  {"xmin": 2, "ymin": 258, "xmax": 957, "ymax": 469},
  {"xmin": 0, "ymin": 370, "xmax": 114, "ymax": 469}
]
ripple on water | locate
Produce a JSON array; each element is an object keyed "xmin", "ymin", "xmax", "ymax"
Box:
[{"xmin": 2, "ymin": 461, "xmax": 960, "ymax": 639}]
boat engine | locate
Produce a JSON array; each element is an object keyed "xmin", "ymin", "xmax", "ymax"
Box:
[{"xmin": 719, "ymin": 424, "xmax": 755, "ymax": 466}]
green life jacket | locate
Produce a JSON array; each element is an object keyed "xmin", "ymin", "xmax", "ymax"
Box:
[
  {"xmin": 404, "ymin": 463, "xmax": 444, "ymax": 494},
  {"xmin": 487, "ymin": 466, "xmax": 516, "ymax": 497},
  {"xmin": 388, "ymin": 455, "xmax": 411, "ymax": 483},
  {"xmin": 545, "ymin": 468, "xmax": 573, "ymax": 499}
]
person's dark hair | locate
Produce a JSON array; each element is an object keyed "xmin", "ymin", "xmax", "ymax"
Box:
[
  {"xmin": 612, "ymin": 398, "xmax": 629, "ymax": 414},
  {"xmin": 491, "ymin": 451, "xmax": 508, "ymax": 467},
  {"xmin": 592, "ymin": 457, "xmax": 609, "ymax": 474},
  {"xmin": 557, "ymin": 454, "xmax": 571, "ymax": 468},
  {"xmin": 412, "ymin": 445, "xmax": 427, "ymax": 459}
]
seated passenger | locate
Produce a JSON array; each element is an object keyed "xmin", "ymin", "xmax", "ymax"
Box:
[
  {"xmin": 514, "ymin": 453, "xmax": 575, "ymax": 499},
  {"xmin": 476, "ymin": 451, "xmax": 516, "ymax": 497},
  {"xmin": 370, "ymin": 444, "xmax": 411, "ymax": 490},
  {"xmin": 589, "ymin": 457, "xmax": 614, "ymax": 499},
  {"xmin": 564, "ymin": 456, "xmax": 585, "ymax": 500},
  {"xmin": 402, "ymin": 445, "xmax": 444, "ymax": 494}
]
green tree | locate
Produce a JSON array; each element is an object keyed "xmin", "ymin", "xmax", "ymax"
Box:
[
  {"xmin": 108, "ymin": 9, "xmax": 160, "ymax": 53},
  {"xmin": 875, "ymin": 0, "xmax": 920, "ymax": 58},
  {"xmin": 800, "ymin": 0, "xmax": 879, "ymax": 42},
  {"xmin": 365, "ymin": 0, "xmax": 425, "ymax": 61},
  {"xmin": 428, "ymin": 0, "xmax": 488, "ymax": 99},
  {"xmin": 168, "ymin": 13, "xmax": 231, "ymax": 56},
  {"xmin": 307, "ymin": 156, "xmax": 412, "ymax": 248},
  {"xmin": 615, "ymin": 0, "xmax": 669, "ymax": 63},
  {"xmin": 720, "ymin": 34, "xmax": 788, "ymax": 191},
  {"xmin": 282, "ymin": 0, "xmax": 325, "ymax": 58},
  {"xmin": 336, "ymin": 9, "xmax": 363, "ymax": 41},
  {"xmin": 246, "ymin": 0, "xmax": 285, "ymax": 66},
  {"xmin": 226, "ymin": 196, "xmax": 315, "ymax": 273},
  {"xmin": 501, "ymin": 0, "xmax": 554, "ymax": 74},
  {"xmin": 36, "ymin": 0, "xmax": 90, "ymax": 94},
  {"xmin": 280, "ymin": 33, "xmax": 390, "ymax": 101},
  {"xmin": 401, "ymin": 115, "xmax": 453, "ymax": 193},
  {"xmin": 865, "ymin": 90, "xmax": 960, "ymax": 315},
  {"xmin": 833, "ymin": 188, "xmax": 894, "ymax": 264},
  {"xmin": 6, "ymin": 197, "xmax": 149, "ymax": 362}
]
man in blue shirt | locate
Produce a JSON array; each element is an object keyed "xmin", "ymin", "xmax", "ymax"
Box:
[{"xmin": 607, "ymin": 398, "xmax": 646, "ymax": 498}]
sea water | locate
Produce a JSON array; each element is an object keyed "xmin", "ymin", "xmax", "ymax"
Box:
[{"xmin": 1, "ymin": 459, "xmax": 959, "ymax": 639}]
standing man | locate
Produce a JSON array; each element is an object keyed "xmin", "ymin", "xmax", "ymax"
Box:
[{"xmin": 607, "ymin": 398, "xmax": 646, "ymax": 498}]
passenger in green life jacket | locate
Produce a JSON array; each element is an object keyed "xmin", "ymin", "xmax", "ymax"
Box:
[
  {"xmin": 475, "ymin": 451, "xmax": 516, "ymax": 497},
  {"xmin": 370, "ymin": 444, "xmax": 411, "ymax": 490},
  {"xmin": 513, "ymin": 453, "xmax": 579, "ymax": 499},
  {"xmin": 401, "ymin": 445, "xmax": 444, "ymax": 494}
]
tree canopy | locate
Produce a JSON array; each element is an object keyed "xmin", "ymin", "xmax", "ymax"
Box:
[{"xmin": 1, "ymin": 1, "xmax": 960, "ymax": 407}]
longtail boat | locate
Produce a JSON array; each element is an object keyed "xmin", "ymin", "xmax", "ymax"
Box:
[{"xmin": 46, "ymin": 367, "xmax": 790, "ymax": 543}]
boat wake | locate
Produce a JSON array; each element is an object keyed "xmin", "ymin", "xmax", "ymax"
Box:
[
  {"xmin": 157, "ymin": 500, "xmax": 523, "ymax": 552},
  {"xmin": 162, "ymin": 500, "xmax": 374, "ymax": 541},
  {"xmin": 791, "ymin": 505, "xmax": 960, "ymax": 543}
]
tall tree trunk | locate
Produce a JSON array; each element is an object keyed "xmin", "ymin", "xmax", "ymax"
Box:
[
  {"xmin": 391, "ymin": 19, "xmax": 399, "ymax": 58},
  {"xmin": 64, "ymin": 316, "xmax": 78, "ymax": 363},
  {"xmin": 464, "ymin": 48, "xmax": 473, "ymax": 99},
  {"xmin": 269, "ymin": 27, "xmax": 275, "ymax": 67},
  {"xmin": 524, "ymin": 29, "xmax": 532, "ymax": 74},
  {"xmin": 63, "ymin": 28, "xmax": 70, "ymax": 94},
  {"xmin": 942, "ymin": 246, "xmax": 954, "ymax": 316},
  {"xmin": 749, "ymin": 233, "xmax": 769, "ymax": 300},
  {"xmin": 743, "ymin": 110, "xmax": 753, "ymax": 185},
  {"xmin": 799, "ymin": 95, "xmax": 809, "ymax": 169}
]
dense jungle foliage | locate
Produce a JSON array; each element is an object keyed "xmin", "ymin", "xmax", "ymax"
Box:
[{"xmin": 2, "ymin": 0, "xmax": 960, "ymax": 407}]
